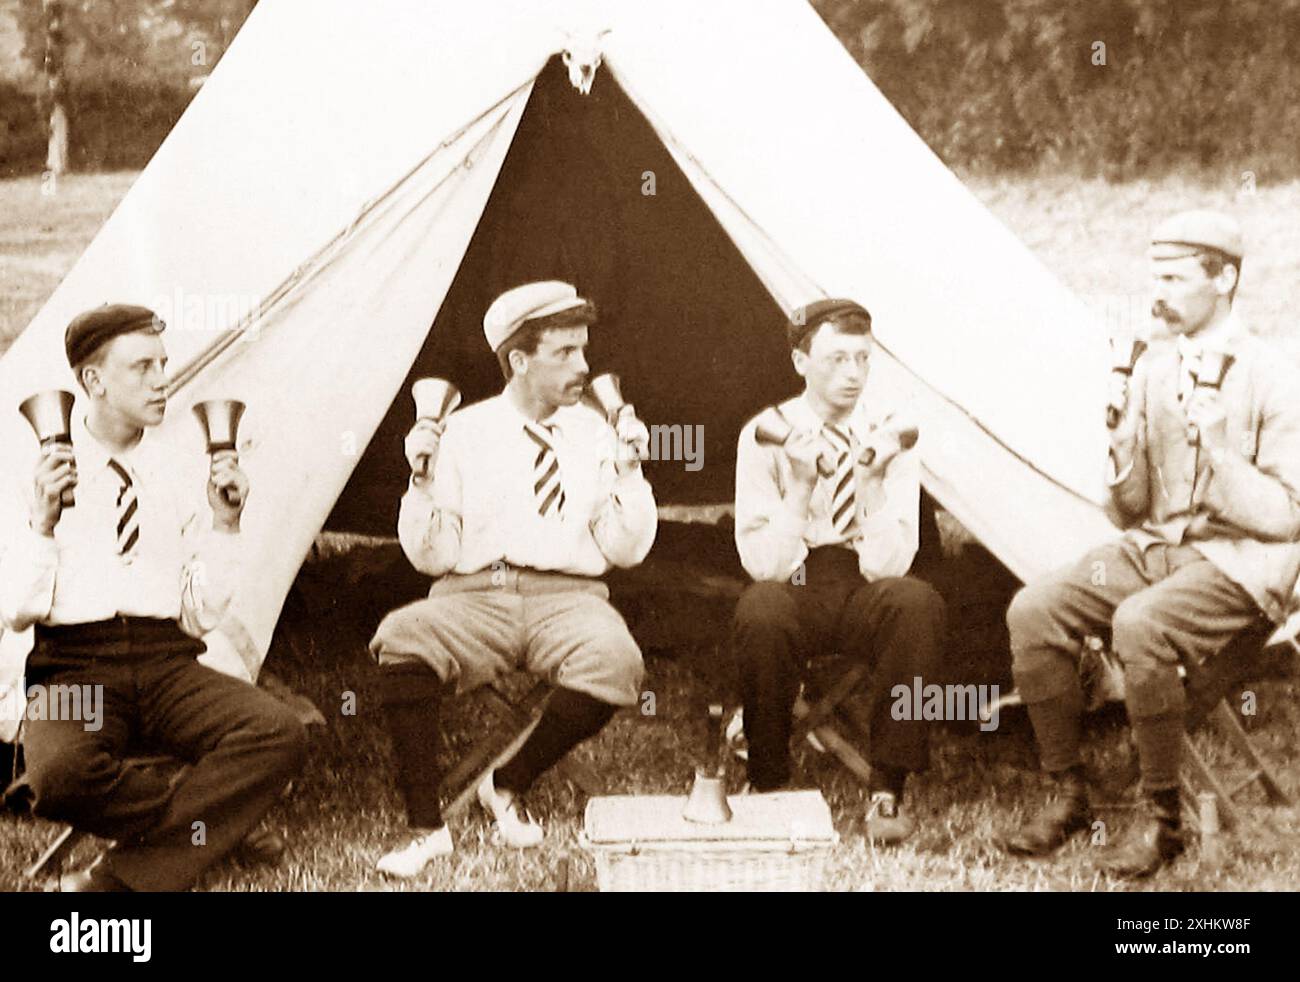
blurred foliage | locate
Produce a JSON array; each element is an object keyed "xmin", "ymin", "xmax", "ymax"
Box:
[
  {"xmin": 4, "ymin": 1, "xmax": 1300, "ymax": 179},
  {"xmin": 813, "ymin": 0, "xmax": 1300, "ymax": 179},
  {"xmin": 0, "ymin": 0, "xmax": 256, "ymax": 174}
]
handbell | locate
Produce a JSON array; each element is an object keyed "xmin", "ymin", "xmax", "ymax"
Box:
[
  {"xmin": 1186, "ymin": 350, "xmax": 1234, "ymax": 445},
  {"xmin": 583, "ymin": 373, "xmax": 625, "ymax": 423},
  {"xmin": 410, "ymin": 378, "xmax": 461, "ymax": 478},
  {"xmin": 859, "ymin": 417, "xmax": 919, "ymax": 467},
  {"xmin": 754, "ymin": 406, "xmax": 835, "ymax": 478},
  {"xmin": 19, "ymin": 390, "xmax": 77, "ymax": 508},
  {"xmin": 683, "ymin": 703, "xmax": 733, "ymax": 825},
  {"xmin": 192, "ymin": 399, "xmax": 247, "ymax": 507},
  {"xmin": 412, "ymin": 377, "xmax": 461, "ymax": 424},
  {"xmin": 1106, "ymin": 337, "xmax": 1147, "ymax": 429}
]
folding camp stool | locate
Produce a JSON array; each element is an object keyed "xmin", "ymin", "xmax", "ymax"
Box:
[
  {"xmin": 439, "ymin": 676, "xmax": 602, "ymax": 819},
  {"xmin": 790, "ymin": 659, "xmax": 876, "ymax": 788},
  {"xmin": 986, "ymin": 627, "xmax": 1293, "ymax": 833}
]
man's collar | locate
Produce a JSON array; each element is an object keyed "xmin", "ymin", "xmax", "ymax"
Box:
[
  {"xmin": 495, "ymin": 390, "xmax": 568, "ymax": 435},
  {"xmin": 72, "ymin": 411, "xmax": 147, "ymax": 474},
  {"xmin": 1178, "ymin": 309, "xmax": 1245, "ymax": 355},
  {"xmin": 782, "ymin": 392, "xmax": 860, "ymax": 434}
]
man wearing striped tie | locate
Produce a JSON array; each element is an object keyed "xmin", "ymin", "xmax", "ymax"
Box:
[
  {"xmin": 0, "ymin": 304, "xmax": 307, "ymax": 891},
  {"xmin": 370, "ymin": 281, "xmax": 656, "ymax": 876},
  {"xmin": 732, "ymin": 299, "xmax": 946, "ymax": 844}
]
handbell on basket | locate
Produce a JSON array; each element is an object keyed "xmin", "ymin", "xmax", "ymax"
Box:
[{"xmin": 683, "ymin": 703, "xmax": 733, "ymax": 824}]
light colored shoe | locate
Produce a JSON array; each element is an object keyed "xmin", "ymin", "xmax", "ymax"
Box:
[
  {"xmin": 376, "ymin": 826, "xmax": 454, "ymax": 878},
  {"xmin": 725, "ymin": 708, "xmax": 749, "ymax": 761},
  {"xmin": 477, "ymin": 771, "xmax": 544, "ymax": 849}
]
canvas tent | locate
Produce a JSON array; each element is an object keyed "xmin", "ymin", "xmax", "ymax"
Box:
[{"xmin": 2, "ymin": 0, "xmax": 1167, "ymax": 730}]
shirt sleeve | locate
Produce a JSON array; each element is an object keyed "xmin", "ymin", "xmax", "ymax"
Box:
[
  {"xmin": 396, "ymin": 428, "xmax": 464, "ymax": 577},
  {"xmin": 0, "ymin": 466, "xmax": 58, "ymax": 632},
  {"xmin": 1104, "ymin": 360, "xmax": 1152, "ymax": 528},
  {"xmin": 178, "ymin": 518, "xmax": 243, "ymax": 638},
  {"xmin": 590, "ymin": 465, "xmax": 658, "ymax": 568},
  {"xmin": 852, "ymin": 448, "xmax": 920, "ymax": 581},
  {"xmin": 734, "ymin": 422, "xmax": 809, "ymax": 582}
]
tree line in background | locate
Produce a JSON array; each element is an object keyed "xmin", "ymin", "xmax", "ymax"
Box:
[
  {"xmin": 2, "ymin": 0, "xmax": 1298, "ymax": 180},
  {"xmin": 0, "ymin": 0, "xmax": 256, "ymax": 174},
  {"xmin": 814, "ymin": 0, "xmax": 1300, "ymax": 180}
]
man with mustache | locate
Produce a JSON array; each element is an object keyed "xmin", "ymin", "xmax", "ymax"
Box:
[
  {"xmin": 0, "ymin": 304, "xmax": 307, "ymax": 891},
  {"xmin": 369, "ymin": 281, "xmax": 656, "ymax": 876},
  {"xmin": 731, "ymin": 299, "xmax": 945, "ymax": 844},
  {"xmin": 1000, "ymin": 210, "xmax": 1300, "ymax": 877}
]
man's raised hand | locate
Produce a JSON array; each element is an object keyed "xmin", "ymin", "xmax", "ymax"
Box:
[
  {"xmin": 208, "ymin": 449, "xmax": 249, "ymax": 532},
  {"xmin": 405, "ymin": 419, "xmax": 445, "ymax": 488},
  {"xmin": 30, "ymin": 444, "xmax": 76, "ymax": 536}
]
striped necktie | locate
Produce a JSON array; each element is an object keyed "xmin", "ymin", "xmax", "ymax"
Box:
[
  {"xmin": 107, "ymin": 458, "xmax": 140, "ymax": 560},
  {"xmin": 823, "ymin": 424, "xmax": 856, "ymax": 538},
  {"xmin": 524, "ymin": 422, "xmax": 566, "ymax": 519}
]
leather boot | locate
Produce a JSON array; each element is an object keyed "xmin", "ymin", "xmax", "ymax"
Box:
[
  {"xmin": 999, "ymin": 767, "xmax": 1092, "ymax": 856},
  {"xmin": 1098, "ymin": 791, "xmax": 1184, "ymax": 879}
]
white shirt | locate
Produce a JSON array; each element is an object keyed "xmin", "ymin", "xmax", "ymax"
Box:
[
  {"xmin": 734, "ymin": 394, "xmax": 920, "ymax": 583},
  {"xmin": 398, "ymin": 393, "xmax": 658, "ymax": 577},
  {"xmin": 0, "ymin": 412, "xmax": 241, "ymax": 637}
]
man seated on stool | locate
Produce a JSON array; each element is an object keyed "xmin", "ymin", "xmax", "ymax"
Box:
[
  {"xmin": 732, "ymin": 299, "xmax": 946, "ymax": 845},
  {"xmin": 370, "ymin": 281, "xmax": 657, "ymax": 877},
  {"xmin": 999, "ymin": 210, "xmax": 1300, "ymax": 877},
  {"xmin": 0, "ymin": 304, "xmax": 307, "ymax": 892}
]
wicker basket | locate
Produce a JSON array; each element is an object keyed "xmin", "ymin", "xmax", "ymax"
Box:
[{"xmin": 580, "ymin": 790, "xmax": 837, "ymax": 892}]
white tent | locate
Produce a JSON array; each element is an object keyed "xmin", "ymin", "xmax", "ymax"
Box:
[{"xmin": 2, "ymin": 0, "xmax": 1142, "ymax": 731}]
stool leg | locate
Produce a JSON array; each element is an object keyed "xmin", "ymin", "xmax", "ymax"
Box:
[
  {"xmin": 1181, "ymin": 735, "xmax": 1240, "ymax": 832},
  {"xmin": 1210, "ymin": 701, "xmax": 1292, "ymax": 805},
  {"xmin": 24, "ymin": 826, "xmax": 86, "ymax": 881}
]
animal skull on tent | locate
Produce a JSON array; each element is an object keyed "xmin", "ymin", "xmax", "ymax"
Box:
[{"xmin": 562, "ymin": 30, "xmax": 610, "ymax": 94}]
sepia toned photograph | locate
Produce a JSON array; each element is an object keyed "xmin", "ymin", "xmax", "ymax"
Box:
[{"xmin": 0, "ymin": 0, "xmax": 1296, "ymax": 943}]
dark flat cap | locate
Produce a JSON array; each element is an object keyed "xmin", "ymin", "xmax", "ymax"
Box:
[
  {"xmin": 787, "ymin": 298, "xmax": 872, "ymax": 349},
  {"xmin": 65, "ymin": 304, "xmax": 166, "ymax": 369}
]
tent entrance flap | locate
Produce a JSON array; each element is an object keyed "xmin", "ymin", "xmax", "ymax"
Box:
[{"xmin": 326, "ymin": 55, "xmax": 795, "ymax": 536}]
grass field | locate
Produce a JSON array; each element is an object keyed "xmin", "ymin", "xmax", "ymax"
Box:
[{"xmin": 1, "ymin": 170, "xmax": 1298, "ymax": 892}]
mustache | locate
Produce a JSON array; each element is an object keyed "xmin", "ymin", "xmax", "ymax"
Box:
[{"xmin": 1152, "ymin": 301, "xmax": 1181, "ymax": 323}]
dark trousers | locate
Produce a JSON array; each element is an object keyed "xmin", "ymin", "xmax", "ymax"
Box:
[
  {"xmin": 732, "ymin": 548, "xmax": 947, "ymax": 791},
  {"xmin": 18, "ymin": 618, "xmax": 308, "ymax": 891},
  {"xmin": 1007, "ymin": 537, "xmax": 1269, "ymax": 789}
]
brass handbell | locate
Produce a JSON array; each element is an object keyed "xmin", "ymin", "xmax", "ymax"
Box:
[
  {"xmin": 754, "ymin": 406, "xmax": 835, "ymax": 478},
  {"xmin": 410, "ymin": 378, "xmax": 461, "ymax": 478},
  {"xmin": 1186, "ymin": 350, "xmax": 1234, "ymax": 445},
  {"xmin": 858, "ymin": 417, "xmax": 919, "ymax": 467},
  {"xmin": 583, "ymin": 373, "xmax": 625, "ymax": 423},
  {"xmin": 19, "ymin": 390, "xmax": 77, "ymax": 508},
  {"xmin": 1106, "ymin": 336, "xmax": 1147, "ymax": 429},
  {"xmin": 192, "ymin": 399, "xmax": 247, "ymax": 507},
  {"xmin": 683, "ymin": 703, "xmax": 733, "ymax": 824}
]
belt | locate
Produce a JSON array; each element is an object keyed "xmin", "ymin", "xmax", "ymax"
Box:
[
  {"xmin": 33, "ymin": 617, "xmax": 204, "ymax": 660},
  {"xmin": 433, "ymin": 565, "xmax": 607, "ymax": 597}
]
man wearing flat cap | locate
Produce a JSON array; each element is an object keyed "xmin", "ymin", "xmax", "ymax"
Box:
[
  {"xmin": 1000, "ymin": 209, "xmax": 1300, "ymax": 877},
  {"xmin": 369, "ymin": 280, "xmax": 656, "ymax": 876},
  {"xmin": 731, "ymin": 298, "xmax": 946, "ymax": 844},
  {"xmin": 0, "ymin": 304, "xmax": 307, "ymax": 891}
]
